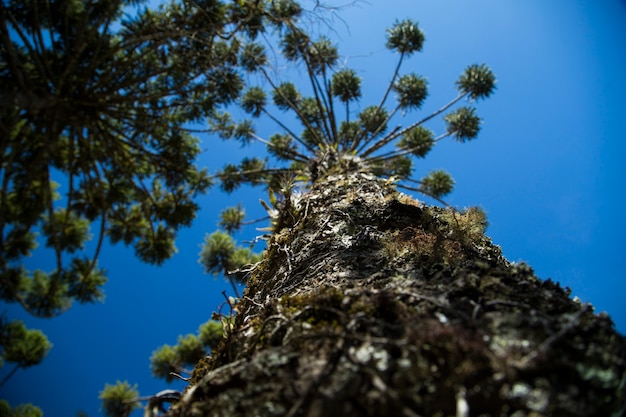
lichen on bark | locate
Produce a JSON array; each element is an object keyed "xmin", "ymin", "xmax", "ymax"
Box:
[{"xmin": 169, "ymin": 172, "xmax": 626, "ymax": 417}]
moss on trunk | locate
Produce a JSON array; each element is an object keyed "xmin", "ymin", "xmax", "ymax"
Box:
[{"xmin": 170, "ymin": 173, "xmax": 626, "ymax": 417}]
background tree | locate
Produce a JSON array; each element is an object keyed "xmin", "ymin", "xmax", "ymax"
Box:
[
  {"xmin": 0, "ymin": 0, "xmax": 300, "ymax": 409},
  {"xmin": 161, "ymin": 7, "xmax": 623, "ymax": 417}
]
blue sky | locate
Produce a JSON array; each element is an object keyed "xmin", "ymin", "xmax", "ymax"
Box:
[{"xmin": 2, "ymin": 1, "xmax": 626, "ymax": 416}]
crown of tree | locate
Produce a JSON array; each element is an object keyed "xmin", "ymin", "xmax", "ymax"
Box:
[{"xmin": 211, "ymin": 13, "xmax": 496, "ymax": 202}]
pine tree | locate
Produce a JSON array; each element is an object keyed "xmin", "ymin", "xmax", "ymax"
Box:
[
  {"xmin": 0, "ymin": 0, "xmax": 297, "ymax": 409},
  {"xmin": 160, "ymin": 5, "xmax": 624, "ymax": 417}
]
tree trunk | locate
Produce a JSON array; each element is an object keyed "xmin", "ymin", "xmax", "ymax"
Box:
[{"xmin": 170, "ymin": 172, "xmax": 626, "ymax": 417}]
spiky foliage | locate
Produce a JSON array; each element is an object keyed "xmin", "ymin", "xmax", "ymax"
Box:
[
  {"xmin": 199, "ymin": 231, "xmax": 262, "ymax": 295},
  {"xmin": 0, "ymin": 0, "xmax": 237, "ymax": 320},
  {"xmin": 0, "ymin": 0, "xmax": 303, "ymax": 319},
  {"xmin": 99, "ymin": 381, "xmax": 140, "ymax": 417},
  {"xmin": 219, "ymin": 205, "xmax": 247, "ymax": 234},
  {"xmin": 149, "ymin": 319, "xmax": 225, "ymax": 383},
  {"xmin": 0, "ymin": 400, "xmax": 43, "ymax": 417},
  {"xmin": 213, "ymin": 17, "xmax": 496, "ymax": 204},
  {"xmin": 0, "ymin": 317, "xmax": 52, "ymax": 389}
]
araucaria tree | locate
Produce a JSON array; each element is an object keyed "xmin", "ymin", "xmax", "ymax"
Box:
[
  {"xmin": 165, "ymin": 4, "xmax": 625, "ymax": 417},
  {"xmin": 3, "ymin": 0, "xmax": 624, "ymax": 415},
  {"xmin": 0, "ymin": 0, "xmax": 291, "ymax": 412}
]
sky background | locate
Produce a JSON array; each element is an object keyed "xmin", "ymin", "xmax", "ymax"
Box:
[{"xmin": 2, "ymin": 1, "xmax": 626, "ymax": 416}]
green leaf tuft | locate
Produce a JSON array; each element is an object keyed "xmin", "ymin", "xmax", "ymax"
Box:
[{"xmin": 386, "ymin": 19, "xmax": 425, "ymax": 55}]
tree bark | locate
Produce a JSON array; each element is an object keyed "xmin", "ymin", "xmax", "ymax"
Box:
[{"xmin": 170, "ymin": 172, "xmax": 626, "ymax": 417}]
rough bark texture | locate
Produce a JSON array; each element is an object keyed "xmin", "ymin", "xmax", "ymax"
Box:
[{"xmin": 170, "ymin": 173, "xmax": 626, "ymax": 417}]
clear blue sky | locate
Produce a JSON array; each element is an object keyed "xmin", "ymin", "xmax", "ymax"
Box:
[{"xmin": 2, "ymin": 1, "xmax": 625, "ymax": 416}]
